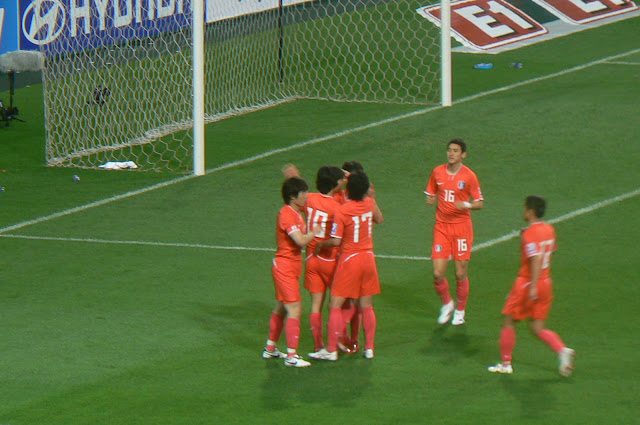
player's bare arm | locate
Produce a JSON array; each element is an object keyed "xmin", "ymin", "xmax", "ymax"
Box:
[
  {"xmin": 454, "ymin": 199, "xmax": 484, "ymax": 210},
  {"xmin": 281, "ymin": 163, "xmax": 301, "ymax": 179},
  {"xmin": 426, "ymin": 193, "xmax": 436, "ymax": 206},
  {"xmin": 373, "ymin": 200, "xmax": 384, "ymax": 224},
  {"xmin": 289, "ymin": 224, "xmax": 323, "ymax": 247},
  {"xmin": 314, "ymin": 237, "xmax": 341, "ymax": 254},
  {"xmin": 528, "ymin": 254, "xmax": 543, "ymax": 300}
]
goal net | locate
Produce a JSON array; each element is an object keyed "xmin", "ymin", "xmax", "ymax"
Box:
[{"xmin": 39, "ymin": 0, "xmax": 442, "ymax": 172}]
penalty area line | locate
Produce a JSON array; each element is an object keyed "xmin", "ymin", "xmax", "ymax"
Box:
[{"xmin": 2, "ymin": 188, "xmax": 638, "ymax": 260}]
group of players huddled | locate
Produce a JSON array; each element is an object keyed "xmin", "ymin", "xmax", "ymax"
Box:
[{"xmin": 262, "ymin": 139, "xmax": 574, "ymax": 377}]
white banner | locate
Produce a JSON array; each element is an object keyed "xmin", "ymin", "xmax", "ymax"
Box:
[{"xmin": 206, "ymin": 0, "xmax": 315, "ymax": 23}]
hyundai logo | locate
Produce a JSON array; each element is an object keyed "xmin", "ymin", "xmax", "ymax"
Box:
[{"xmin": 22, "ymin": 0, "xmax": 66, "ymax": 45}]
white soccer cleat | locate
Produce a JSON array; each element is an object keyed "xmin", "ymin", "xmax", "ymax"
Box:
[
  {"xmin": 437, "ymin": 300, "xmax": 455, "ymax": 324},
  {"xmin": 559, "ymin": 347, "xmax": 575, "ymax": 377},
  {"xmin": 284, "ymin": 354, "xmax": 311, "ymax": 367},
  {"xmin": 308, "ymin": 348, "xmax": 338, "ymax": 361},
  {"xmin": 262, "ymin": 348, "xmax": 285, "ymax": 359},
  {"xmin": 363, "ymin": 349, "xmax": 374, "ymax": 359},
  {"xmin": 308, "ymin": 348, "xmax": 329, "ymax": 359},
  {"xmin": 488, "ymin": 363, "xmax": 513, "ymax": 374},
  {"xmin": 452, "ymin": 309, "xmax": 466, "ymax": 326}
]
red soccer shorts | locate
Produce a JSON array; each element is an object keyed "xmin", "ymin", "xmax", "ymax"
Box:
[
  {"xmin": 330, "ymin": 251, "xmax": 380, "ymax": 299},
  {"xmin": 304, "ymin": 254, "xmax": 337, "ymax": 294},
  {"xmin": 431, "ymin": 220, "xmax": 474, "ymax": 261},
  {"xmin": 272, "ymin": 257, "xmax": 302, "ymax": 304},
  {"xmin": 502, "ymin": 276, "xmax": 554, "ymax": 321}
]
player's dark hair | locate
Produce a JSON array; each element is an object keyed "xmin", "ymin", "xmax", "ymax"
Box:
[
  {"xmin": 282, "ymin": 177, "xmax": 308, "ymax": 204},
  {"xmin": 316, "ymin": 165, "xmax": 344, "ymax": 194},
  {"xmin": 448, "ymin": 138, "xmax": 467, "ymax": 153},
  {"xmin": 525, "ymin": 195, "xmax": 546, "ymax": 218},
  {"xmin": 346, "ymin": 172, "xmax": 370, "ymax": 201},
  {"xmin": 342, "ymin": 161, "xmax": 365, "ymax": 174}
]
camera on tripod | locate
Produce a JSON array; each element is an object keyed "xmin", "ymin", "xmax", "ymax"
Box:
[
  {"xmin": 0, "ymin": 50, "xmax": 45, "ymax": 127},
  {"xmin": 0, "ymin": 94, "xmax": 22, "ymax": 126}
]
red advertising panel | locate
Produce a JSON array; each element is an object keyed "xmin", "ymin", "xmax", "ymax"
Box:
[
  {"xmin": 531, "ymin": 0, "xmax": 638, "ymax": 24},
  {"xmin": 417, "ymin": 0, "xmax": 548, "ymax": 51}
]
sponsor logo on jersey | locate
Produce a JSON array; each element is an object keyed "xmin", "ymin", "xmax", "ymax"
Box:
[
  {"xmin": 525, "ymin": 242, "xmax": 538, "ymax": 257},
  {"xmin": 531, "ymin": 0, "xmax": 638, "ymax": 24}
]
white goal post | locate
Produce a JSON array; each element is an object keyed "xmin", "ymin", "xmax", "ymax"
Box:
[{"xmin": 36, "ymin": 0, "xmax": 451, "ymax": 173}]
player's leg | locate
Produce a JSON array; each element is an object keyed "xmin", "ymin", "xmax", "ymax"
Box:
[
  {"xmin": 452, "ymin": 221, "xmax": 473, "ymax": 325},
  {"xmin": 452, "ymin": 259, "xmax": 469, "ymax": 325},
  {"xmin": 529, "ymin": 319, "xmax": 575, "ymax": 377},
  {"xmin": 528, "ymin": 278, "xmax": 575, "ymax": 376},
  {"xmin": 488, "ymin": 315, "xmax": 517, "ymax": 374},
  {"xmin": 282, "ymin": 301, "xmax": 311, "ymax": 367},
  {"xmin": 339, "ymin": 299, "xmax": 357, "ymax": 351},
  {"xmin": 433, "ymin": 258, "xmax": 454, "ymax": 324},
  {"xmin": 308, "ymin": 294, "xmax": 343, "ymax": 361},
  {"xmin": 348, "ymin": 301, "xmax": 362, "ymax": 353},
  {"xmin": 309, "ymin": 291, "xmax": 326, "ymax": 351},
  {"xmin": 264, "ymin": 301, "xmax": 286, "ymax": 358},
  {"xmin": 359, "ymin": 253, "xmax": 380, "ymax": 359},
  {"xmin": 432, "ymin": 223, "xmax": 454, "ymax": 323},
  {"xmin": 359, "ymin": 295, "xmax": 376, "ymax": 359}
]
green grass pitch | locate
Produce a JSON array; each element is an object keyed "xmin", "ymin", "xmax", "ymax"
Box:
[{"xmin": 1, "ymin": 15, "xmax": 639, "ymax": 425}]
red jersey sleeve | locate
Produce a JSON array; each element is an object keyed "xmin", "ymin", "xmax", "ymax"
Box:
[
  {"xmin": 275, "ymin": 205, "xmax": 306, "ymax": 260},
  {"xmin": 425, "ymin": 168, "xmax": 438, "ymax": 196}
]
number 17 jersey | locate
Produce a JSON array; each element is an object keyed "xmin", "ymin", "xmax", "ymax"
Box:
[{"xmin": 330, "ymin": 197, "xmax": 377, "ymax": 253}]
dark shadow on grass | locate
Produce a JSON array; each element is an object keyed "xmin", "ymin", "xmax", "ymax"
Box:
[
  {"xmin": 261, "ymin": 355, "xmax": 372, "ymax": 410},
  {"xmin": 193, "ymin": 300, "xmax": 273, "ymax": 351},
  {"xmin": 419, "ymin": 325, "xmax": 481, "ymax": 364},
  {"xmin": 499, "ymin": 376, "xmax": 559, "ymax": 421}
]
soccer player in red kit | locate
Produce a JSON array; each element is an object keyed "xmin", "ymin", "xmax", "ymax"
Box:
[
  {"xmin": 310, "ymin": 172, "xmax": 383, "ymax": 361},
  {"xmin": 488, "ymin": 196, "xmax": 575, "ymax": 376},
  {"xmin": 425, "ymin": 139, "xmax": 483, "ymax": 325},
  {"xmin": 263, "ymin": 177, "xmax": 322, "ymax": 367},
  {"xmin": 304, "ymin": 166, "xmax": 346, "ymax": 354}
]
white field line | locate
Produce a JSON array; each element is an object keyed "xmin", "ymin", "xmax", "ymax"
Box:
[
  {"xmin": 2, "ymin": 188, "xmax": 638, "ymax": 260},
  {"xmin": 602, "ymin": 60, "xmax": 640, "ymax": 66},
  {"xmin": 1, "ymin": 48, "xmax": 639, "ymax": 236}
]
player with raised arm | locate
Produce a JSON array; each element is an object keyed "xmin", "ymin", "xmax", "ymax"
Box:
[
  {"xmin": 304, "ymin": 166, "xmax": 346, "ymax": 355},
  {"xmin": 262, "ymin": 177, "xmax": 322, "ymax": 368},
  {"xmin": 310, "ymin": 172, "xmax": 383, "ymax": 361},
  {"xmin": 425, "ymin": 139, "xmax": 483, "ymax": 325},
  {"xmin": 488, "ymin": 195, "xmax": 575, "ymax": 376}
]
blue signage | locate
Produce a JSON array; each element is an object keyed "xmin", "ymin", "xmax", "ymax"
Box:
[
  {"xmin": 1, "ymin": 0, "xmax": 21, "ymax": 55},
  {"xmin": 17, "ymin": 0, "xmax": 191, "ymax": 55}
]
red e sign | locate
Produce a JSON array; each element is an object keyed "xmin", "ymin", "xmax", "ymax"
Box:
[
  {"xmin": 417, "ymin": 0, "xmax": 548, "ymax": 51},
  {"xmin": 531, "ymin": 0, "xmax": 638, "ymax": 24}
]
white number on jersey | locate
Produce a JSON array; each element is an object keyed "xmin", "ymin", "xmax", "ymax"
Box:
[
  {"xmin": 307, "ymin": 207, "xmax": 329, "ymax": 238},
  {"xmin": 444, "ymin": 189, "xmax": 455, "ymax": 202},
  {"xmin": 351, "ymin": 212, "xmax": 373, "ymax": 243},
  {"xmin": 539, "ymin": 239, "xmax": 554, "ymax": 269}
]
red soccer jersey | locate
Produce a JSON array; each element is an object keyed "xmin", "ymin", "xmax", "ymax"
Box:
[
  {"xmin": 425, "ymin": 164, "xmax": 483, "ymax": 224},
  {"xmin": 275, "ymin": 204, "xmax": 306, "ymax": 261},
  {"xmin": 333, "ymin": 190, "xmax": 347, "ymax": 205},
  {"xmin": 330, "ymin": 197, "xmax": 377, "ymax": 253},
  {"xmin": 305, "ymin": 192, "xmax": 341, "ymax": 260},
  {"xmin": 518, "ymin": 221, "xmax": 556, "ymax": 281}
]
